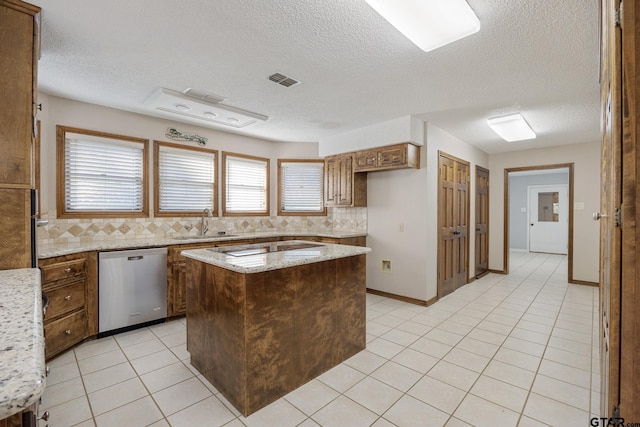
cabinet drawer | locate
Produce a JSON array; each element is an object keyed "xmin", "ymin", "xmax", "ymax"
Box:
[
  {"xmin": 44, "ymin": 280, "xmax": 85, "ymax": 320},
  {"xmin": 45, "ymin": 310, "xmax": 87, "ymax": 358},
  {"xmin": 41, "ymin": 259, "xmax": 86, "ymax": 283}
]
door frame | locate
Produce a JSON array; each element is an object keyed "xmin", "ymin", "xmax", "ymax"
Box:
[
  {"xmin": 502, "ymin": 163, "xmax": 575, "ymax": 281},
  {"xmin": 527, "ymin": 184, "xmax": 569, "ymax": 254}
]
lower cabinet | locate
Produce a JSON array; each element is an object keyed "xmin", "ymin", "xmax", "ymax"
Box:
[
  {"xmin": 39, "ymin": 253, "xmax": 91, "ymax": 360},
  {"xmin": 0, "ymin": 401, "xmax": 42, "ymax": 427}
]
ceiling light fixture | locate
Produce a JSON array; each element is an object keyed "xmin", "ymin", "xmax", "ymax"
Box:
[
  {"xmin": 364, "ymin": 0, "xmax": 480, "ymax": 52},
  {"xmin": 487, "ymin": 113, "xmax": 536, "ymax": 142},
  {"xmin": 146, "ymin": 88, "xmax": 268, "ymax": 128}
]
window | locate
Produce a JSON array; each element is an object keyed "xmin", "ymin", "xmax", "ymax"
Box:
[
  {"xmin": 278, "ymin": 160, "xmax": 326, "ymax": 216},
  {"xmin": 56, "ymin": 126, "xmax": 149, "ymax": 218},
  {"xmin": 154, "ymin": 141, "xmax": 217, "ymax": 217},
  {"xmin": 222, "ymin": 152, "xmax": 269, "ymax": 216}
]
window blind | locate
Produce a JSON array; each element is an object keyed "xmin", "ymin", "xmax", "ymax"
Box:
[
  {"xmin": 65, "ymin": 138, "xmax": 144, "ymax": 212},
  {"xmin": 225, "ymin": 155, "xmax": 268, "ymax": 213},
  {"xmin": 158, "ymin": 146, "xmax": 215, "ymax": 212},
  {"xmin": 280, "ymin": 162, "xmax": 324, "ymax": 212}
]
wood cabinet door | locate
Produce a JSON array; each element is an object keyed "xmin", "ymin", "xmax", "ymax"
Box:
[
  {"xmin": 0, "ymin": 188, "xmax": 31, "ymax": 269},
  {"xmin": 475, "ymin": 166, "xmax": 489, "ymax": 278},
  {"xmin": 324, "ymin": 156, "xmax": 339, "ymax": 205},
  {"xmin": 0, "ymin": 2, "xmax": 37, "ymax": 187},
  {"xmin": 337, "ymin": 155, "xmax": 354, "ymax": 205},
  {"xmin": 378, "ymin": 146, "xmax": 407, "ymax": 168},
  {"xmin": 354, "ymin": 150, "xmax": 377, "ymax": 171},
  {"xmin": 437, "ymin": 152, "xmax": 470, "ymax": 298}
]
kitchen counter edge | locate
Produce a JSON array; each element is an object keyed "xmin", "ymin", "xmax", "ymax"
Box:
[
  {"xmin": 38, "ymin": 231, "xmax": 367, "ymax": 259},
  {"xmin": 0, "ymin": 268, "xmax": 46, "ymax": 420},
  {"xmin": 182, "ymin": 240, "xmax": 371, "ymax": 274}
]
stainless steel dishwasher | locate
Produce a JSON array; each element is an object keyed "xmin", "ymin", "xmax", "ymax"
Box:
[{"xmin": 98, "ymin": 247, "xmax": 168, "ymax": 336}]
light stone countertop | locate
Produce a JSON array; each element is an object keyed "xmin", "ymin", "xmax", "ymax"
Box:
[
  {"xmin": 38, "ymin": 230, "xmax": 367, "ymax": 259},
  {"xmin": 182, "ymin": 240, "xmax": 371, "ymax": 274},
  {"xmin": 0, "ymin": 269, "xmax": 46, "ymax": 420}
]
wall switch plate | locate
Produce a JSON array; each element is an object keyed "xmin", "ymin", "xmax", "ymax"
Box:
[
  {"xmin": 398, "ymin": 223, "xmax": 404, "ymax": 232},
  {"xmin": 574, "ymin": 202, "xmax": 585, "ymax": 210},
  {"xmin": 381, "ymin": 259, "xmax": 392, "ymax": 273}
]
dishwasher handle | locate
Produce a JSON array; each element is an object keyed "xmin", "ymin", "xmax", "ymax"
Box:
[{"xmin": 128, "ymin": 256, "xmax": 144, "ymax": 261}]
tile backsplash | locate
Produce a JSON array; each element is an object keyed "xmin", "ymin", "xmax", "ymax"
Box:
[{"xmin": 37, "ymin": 208, "xmax": 367, "ymax": 246}]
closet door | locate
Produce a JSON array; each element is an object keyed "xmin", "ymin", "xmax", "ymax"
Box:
[
  {"xmin": 438, "ymin": 152, "xmax": 470, "ymax": 298},
  {"xmin": 475, "ymin": 166, "xmax": 490, "ymax": 278}
]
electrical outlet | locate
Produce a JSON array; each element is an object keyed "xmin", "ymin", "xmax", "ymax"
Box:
[{"xmin": 381, "ymin": 259, "xmax": 392, "ymax": 273}]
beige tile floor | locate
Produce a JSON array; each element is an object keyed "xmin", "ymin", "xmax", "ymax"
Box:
[{"xmin": 39, "ymin": 251, "xmax": 600, "ymax": 427}]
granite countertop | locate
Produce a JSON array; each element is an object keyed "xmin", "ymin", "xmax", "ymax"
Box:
[
  {"xmin": 38, "ymin": 230, "xmax": 367, "ymax": 259},
  {"xmin": 0, "ymin": 269, "xmax": 46, "ymax": 419},
  {"xmin": 182, "ymin": 240, "xmax": 372, "ymax": 274}
]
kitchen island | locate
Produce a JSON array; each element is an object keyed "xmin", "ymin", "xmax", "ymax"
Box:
[{"xmin": 181, "ymin": 241, "xmax": 371, "ymax": 416}]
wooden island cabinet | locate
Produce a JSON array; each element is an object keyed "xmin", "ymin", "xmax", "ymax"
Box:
[{"xmin": 183, "ymin": 241, "xmax": 370, "ymax": 416}]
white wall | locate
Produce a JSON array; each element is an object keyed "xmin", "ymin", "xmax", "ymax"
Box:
[
  {"xmin": 366, "ymin": 122, "xmax": 489, "ymax": 302},
  {"xmin": 488, "ymin": 142, "xmax": 601, "ymax": 282},
  {"xmin": 319, "ymin": 116, "xmax": 424, "ymax": 157},
  {"xmin": 37, "ymin": 94, "xmax": 320, "ymax": 217}
]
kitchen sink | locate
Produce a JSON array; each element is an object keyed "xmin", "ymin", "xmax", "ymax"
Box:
[{"xmin": 173, "ymin": 234, "xmax": 237, "ymax": 240}]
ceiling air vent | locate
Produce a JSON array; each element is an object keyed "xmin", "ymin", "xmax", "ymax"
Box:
[
  {"xmin": 182, "ymin": 88, "xmax": 225, "ymax": 104},
  {"xmin": 268, "ymin": 72, "xmax": 300, "ymax": 88}
]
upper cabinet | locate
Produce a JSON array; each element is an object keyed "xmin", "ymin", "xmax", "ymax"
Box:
[
  {"xmin": 354, "ymin": 143, "xmax": 420, "ymax": 172},
  {"xmin": 324, "ymin": 143, "xmax": 420, "ymax": 207},
  {"xmin": 0, "ymin": 0, "xmax": 40, "ymax": 187},
  {"xmin": 324, "ymin": 153, "xmax": 367, "ymax": 207}
]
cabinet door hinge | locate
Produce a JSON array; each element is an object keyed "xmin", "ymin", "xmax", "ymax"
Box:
[
  {"xmin": 614, "ymin": 207, "xmax": 623, "ymax": 227},
  {"xmin": 615, "ymin": 3, "xmax": 623, "ymax": 27}
]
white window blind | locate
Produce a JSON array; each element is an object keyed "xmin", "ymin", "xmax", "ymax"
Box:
[
  {"xmin": 225, "ymin": 155, "xmax": 268, "ymax": 213},
  {"xmin": 158, "ymin": 146, "xmax": 215, "ymax": 212},
  {"xmin": 64, "ymin": 138, "xmax": 144, "ymax": 212},
  {"xmin": 280, "ymin": 162, "xmax": 324, "ymax": 213}
]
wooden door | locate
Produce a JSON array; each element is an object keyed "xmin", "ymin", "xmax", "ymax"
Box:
[
  {"xmin": 475, "ymin": 166, "xmax": 489, "ymax": 278},
  {"xmin": 438, "ymin": 152, "xmax": 470, "ymax": 298},
  {"xmin": 599, "ymin": 0, "xmax": 622, "ymax": 417}
]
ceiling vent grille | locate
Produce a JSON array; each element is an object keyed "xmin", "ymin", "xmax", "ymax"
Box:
[
  {"xmin": 182, "ymin": 88, "xmax": 225, "ymax": 104},
  {"xmin": 268, "ymin": 72, "xmax": 300, "ymax": 88}
]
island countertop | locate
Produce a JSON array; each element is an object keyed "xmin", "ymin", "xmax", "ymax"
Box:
[
  {"xmin": 182, "ymin": 240, "xmax": 371, "ymax": 274},
  {"xmin": 0, "ymin": 268, "xmax": 46, "ymax": 420}
]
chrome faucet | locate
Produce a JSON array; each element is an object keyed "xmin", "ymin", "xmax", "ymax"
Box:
[{"xmin": 201, "ymin": 208, "xmax": 213, "ymax": 237}]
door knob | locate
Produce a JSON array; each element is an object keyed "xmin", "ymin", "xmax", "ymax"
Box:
[{"xmin": 593, "ymin": 212, "xmax": 608, "ymax": 221}]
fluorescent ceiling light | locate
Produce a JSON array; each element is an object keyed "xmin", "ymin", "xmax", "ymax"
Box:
[
  {"xmin": 487, "ymin": 113, "xmax": 536, "ymax": 142},
  {"xmin": 364, "ymin": 0, "xmax": 480, "ymax": 52},
  {"xmin": 146, "ymin": 88, "xmax": 268, "ymax": 128}
]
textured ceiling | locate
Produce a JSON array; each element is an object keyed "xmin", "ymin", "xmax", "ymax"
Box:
[{"xmin": 30, "ymin": 0, "xmax": 601, "ymax": 154}]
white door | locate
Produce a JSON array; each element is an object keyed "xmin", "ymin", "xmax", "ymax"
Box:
[{"xmin": 528, "ymin": 185, "xmax": 568, "ymax": 254}]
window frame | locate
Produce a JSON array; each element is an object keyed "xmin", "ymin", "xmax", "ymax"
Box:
[
  {"xmin": 153, "ymin": 141, "xmax": 218, "ymax": 217},
  {"xmin": 222, "ymin": 151, "xmax": 270, "ymax": 217},
  {"xmin": 277, "ymin": 159, "xmax": 327, "ymax": 216},
  {"xmin": 56, "ymin": 125, "xmax": 150, "ymax": 219}
]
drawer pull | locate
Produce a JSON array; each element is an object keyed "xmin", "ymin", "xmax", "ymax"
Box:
[
  {"xmin": 64, "ymin": 267, "xmax": 72, "ymax": 273},
  {"xmin": 65, "ymin": 329, "xmax": 71, "ymax": 335},
  {"xmin": 64, "ymin": 295, "xmax": 72, "ymax": 301},
  {"xmin": 46, "ymin": 365, "xmax": 50, "ymax": 376},
  {"xmin": 38, "ymin": 411, "xmax": 49, "ymax": 421}
]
